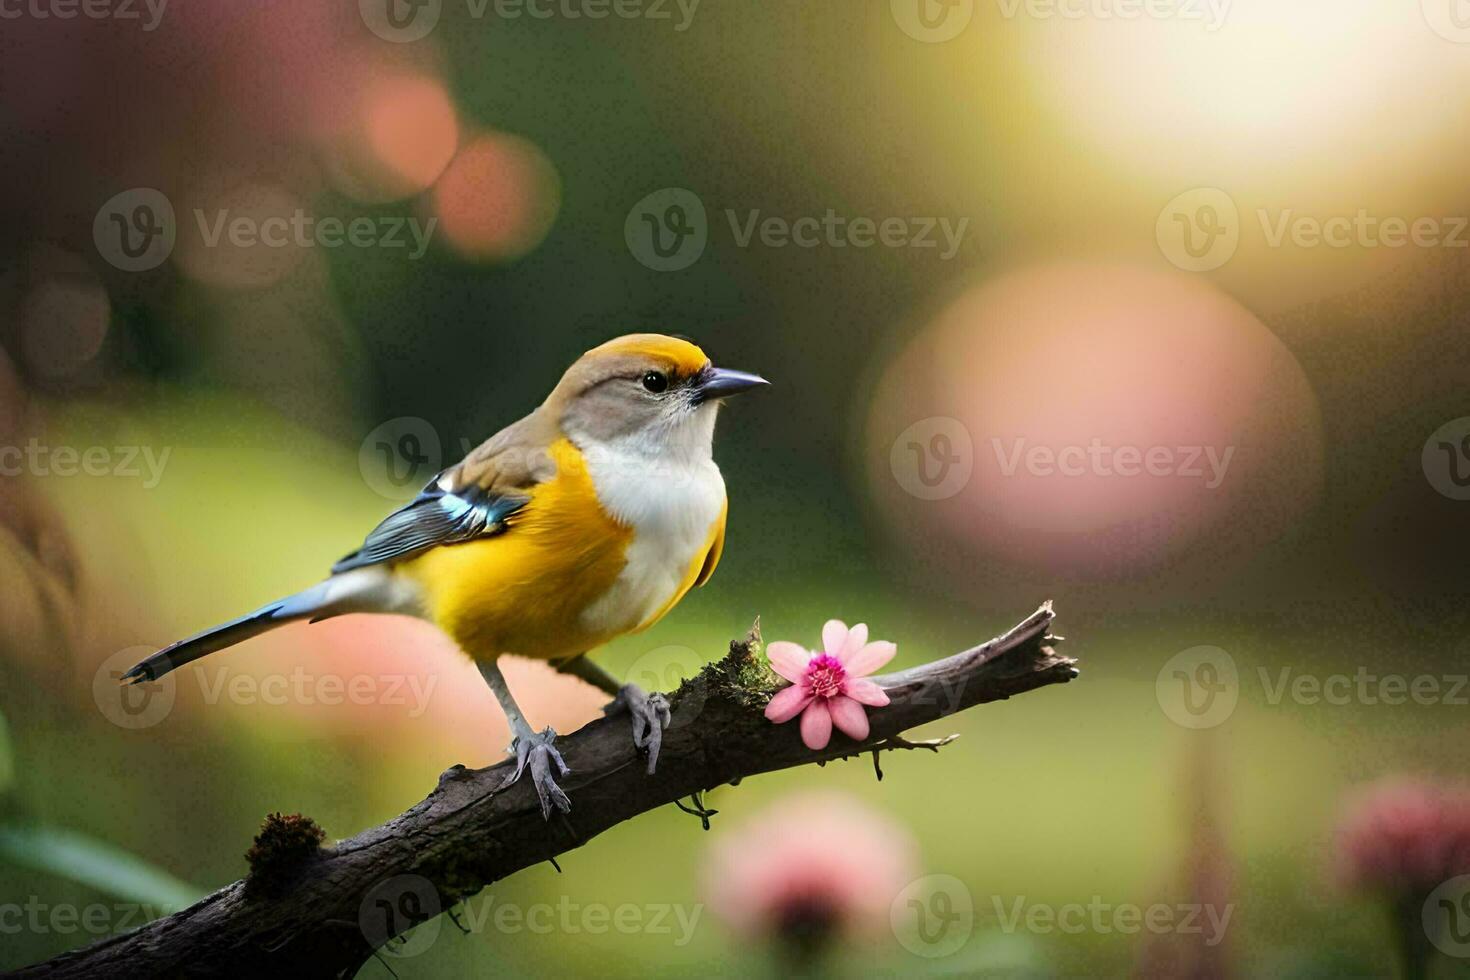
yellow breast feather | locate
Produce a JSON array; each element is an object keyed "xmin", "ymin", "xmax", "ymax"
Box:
[{"xmin": 399, "ymin": 438, "xmax": 634, "ymax": 661}]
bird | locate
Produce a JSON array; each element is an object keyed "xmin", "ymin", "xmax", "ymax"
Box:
[{"xmin": 121, "ymin": 334, "xmax": 767, "ymax": 817}]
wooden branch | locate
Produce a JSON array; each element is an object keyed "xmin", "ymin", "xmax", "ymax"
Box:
[{"xmin": 20, "ymin": 603, "xmax": 1077, "ymax": 978}]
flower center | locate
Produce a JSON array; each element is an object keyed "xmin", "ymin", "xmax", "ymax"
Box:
[{"xmin": 805, "ymin": 654, "xmax": 846, "ymax": 698}]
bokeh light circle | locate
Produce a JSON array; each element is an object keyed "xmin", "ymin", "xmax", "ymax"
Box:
[
  {"xmin": 16, "ymin": 249, "xmax": 110, "ymax": 380},
  {"xmin": 866, "ymin": 262, "xmax": 1324, "ymax": 579},
  {"xmin": 322, "ymin": 74, "xmax": 459, "ymax": 204},
  {"xmin": 174, "ymin": 180, "xmax": 310, "ymax": 289},
  {"xmin": 430, "ymin": 133, "xmax": 561, "ymax": 262}
]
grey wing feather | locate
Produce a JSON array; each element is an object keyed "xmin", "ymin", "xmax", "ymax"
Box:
[
  {"xmin": 332, "ymin": 481, "xmax": 530, "ymax": 573},
  {"xmin": 333, "ymin": 409, "xmax": 557, "ymax": 574}
]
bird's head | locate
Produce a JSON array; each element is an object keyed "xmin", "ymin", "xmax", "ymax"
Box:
[{"xmin": 549, "ymin": 333, "xmax": 767, "ymax": 458}]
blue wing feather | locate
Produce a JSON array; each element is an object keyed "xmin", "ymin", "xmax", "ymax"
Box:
[{"xmin": 332, "ymin": 478, "xmax": 529, "ymax": 573}]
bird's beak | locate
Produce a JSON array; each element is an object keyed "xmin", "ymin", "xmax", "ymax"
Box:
[{"xmin": 692, "ymin": 367, "xmax": 769, "ymax": 404}]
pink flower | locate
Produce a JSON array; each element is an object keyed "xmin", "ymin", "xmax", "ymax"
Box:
[
  {"xmin": 1335, "ymin": 777, "xmax": 1470, "ymax": 896},
  {"xmin": 764, "ymin": 620, "xmax": 895, "ymax": 750},
  {"xmin": 702, "ymin": 790, "xmax": 919, "ymax": 949}
]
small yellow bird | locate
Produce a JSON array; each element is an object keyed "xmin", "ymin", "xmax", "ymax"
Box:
[{"xmin": 123, "ymin": 334, "xmax": 767, "ymax": 816}]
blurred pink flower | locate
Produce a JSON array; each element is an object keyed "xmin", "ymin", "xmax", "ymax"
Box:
[
  {"xmin": 1335, "ymin": 777, "xmax": 1470, "ymax": 895},
  {"xmin": 764, "ymin": 620, "xmax": 895, "ymax": 750},
  {"xmin": 702, "ymin": 790, "xmax": 919, "ymax": 952}
]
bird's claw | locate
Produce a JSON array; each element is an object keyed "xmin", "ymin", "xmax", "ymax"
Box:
[
  {"xmin": 499, "ymin": 727, "xmax": 571, "ymax": 819},
  {"xmin": 605, "ymin": 683, "xmax": 671, "ymax": 774}
]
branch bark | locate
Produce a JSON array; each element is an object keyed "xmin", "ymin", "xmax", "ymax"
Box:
[{"xmin": 21, "ymin": 602, "xmax": 1077, "ymax": 978}]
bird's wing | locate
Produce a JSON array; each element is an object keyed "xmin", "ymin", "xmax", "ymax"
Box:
[
  {"xmin": 694, "ymin": 499, "xmax": 727, "ymax": 587},
  {"xmin": 332, "ymin": 412, "xmax": 558, "ymax": 574}
]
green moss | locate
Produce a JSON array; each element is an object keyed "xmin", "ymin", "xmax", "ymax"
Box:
[
  {"xmin": 696, "ymin": 621, "xmax": 779, "ymax": 709},
  {"xmin": 243, "ymin": 812, "xmax": 327, "ymax": 899}
]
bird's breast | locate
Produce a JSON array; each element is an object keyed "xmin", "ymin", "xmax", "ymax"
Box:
[
  {"xmin": 400, "ymin": 438, "xmax": 724, "ymax": 660},
  {"xmin": 578, "ymin": 444, "xmax": 727, "ymax": 636}
]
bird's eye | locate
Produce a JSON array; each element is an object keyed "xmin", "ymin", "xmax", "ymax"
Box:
[{"xmin": 641, "ymin": 371, "xmax": 668, "ymax": 393}]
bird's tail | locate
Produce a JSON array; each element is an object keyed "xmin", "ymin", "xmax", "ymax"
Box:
[{"xmin": 120, "ymin": 568, "xmax": 409, "ymax": 684}]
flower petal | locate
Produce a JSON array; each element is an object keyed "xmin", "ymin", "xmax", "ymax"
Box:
[
  {"xmin": 799, "ymin": 699, "xmax": 832, "ymax": 750},
  {"xmin": 844, "ymin": 677, "xmax": 890, "ymax": 707},
  {"xmin": 766, "ymin": 641, "xmax": 811, "ymax": 683},
  {"xmin": 838, "ymin": 623, "xmax": 869, "ymax": 663},
  {"xmin": 821, "ymin": 620, "xmax": 849, "ymax": 658},
  {"xmin": 846, "ymin": 640, "xmax": 897, "ymax": 677},
  {"xmin": 764, "ymin": 684, "xmax": 814, "ymax": 723},
  {"xmin": 827, "ymin": 695, "xmax": 870, "ymax": 741}
]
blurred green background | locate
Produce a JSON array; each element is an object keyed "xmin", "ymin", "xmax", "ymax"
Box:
[{"xmin": 3, "ymin": 0, "xmax": 1470, "ymax": 975}]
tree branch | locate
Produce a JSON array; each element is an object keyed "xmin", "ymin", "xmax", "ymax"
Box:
[{"xmin": 21, "ymin": 602, "xmax": 1077, "ymax": 978}]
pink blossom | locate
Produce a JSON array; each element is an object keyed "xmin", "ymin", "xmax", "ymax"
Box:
[
  {"xmin": 764, "ymin": 620, "xmax": 895, "ymax": 750},
  {"xmin": 702, "ymin": 790, "xmax": 919, "ymax": 946},
  {"xmin": 1334, "ymin": 776, "xmax": 1470, "ymax": 896}
]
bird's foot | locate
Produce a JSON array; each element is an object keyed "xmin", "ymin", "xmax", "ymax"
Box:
[
  {"xmin": 499, "ymin": 726, "xmax": 571, "ymax": 819},
  {"xmin": 604, "ymin": 683, "xmax": 671, "ymax": 774}
]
